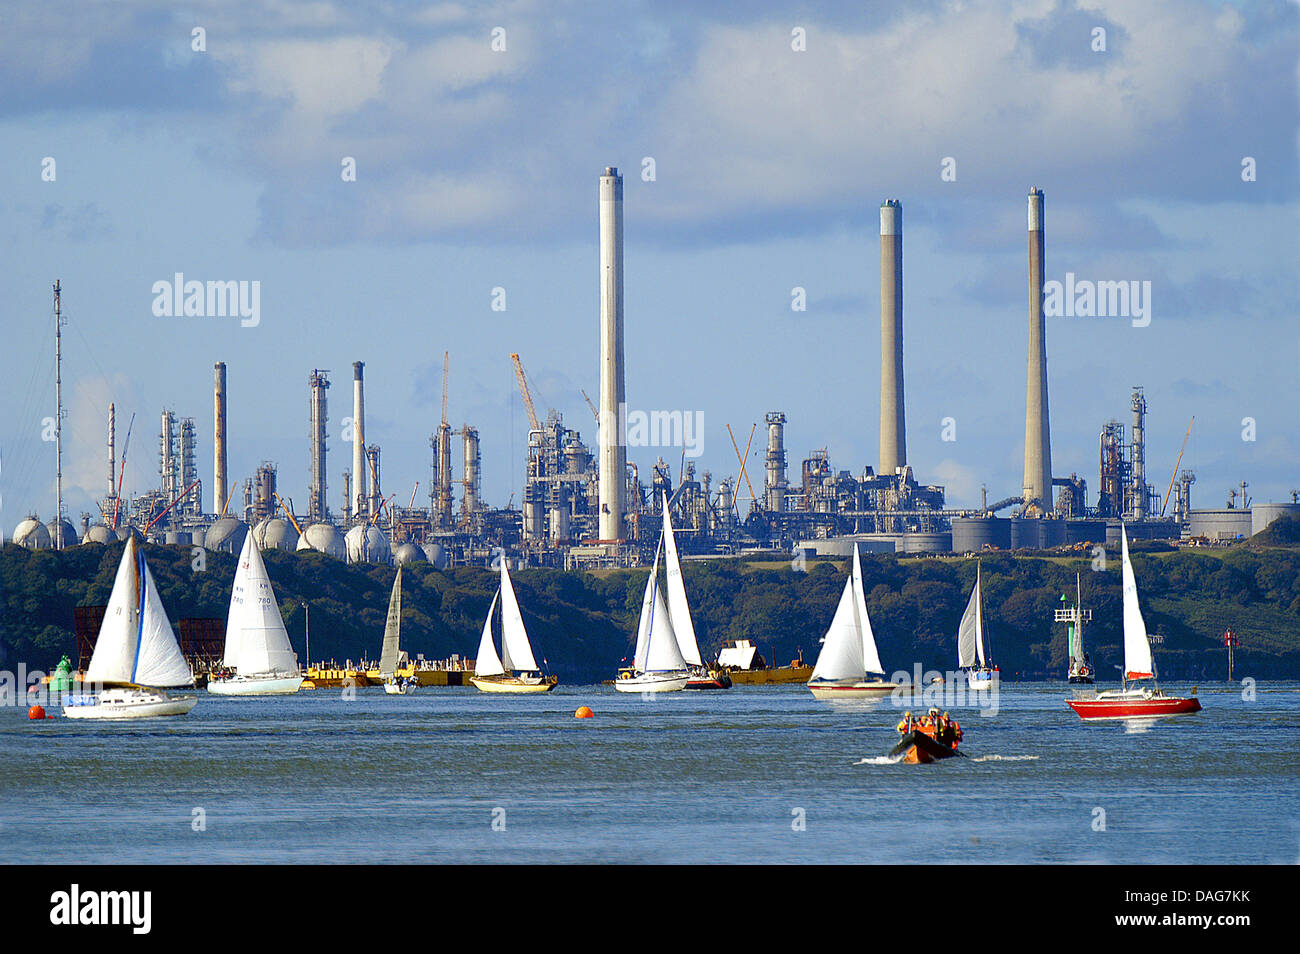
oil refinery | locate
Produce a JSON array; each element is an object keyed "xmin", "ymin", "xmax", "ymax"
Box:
[{"xmin": 10, "ymin": 175, "xmax": 1298, "ymax": 565}]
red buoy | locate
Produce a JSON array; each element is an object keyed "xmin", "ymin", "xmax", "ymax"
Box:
[
  {"xmin": 28, "ymin": 705, "xmax": 46, "ymax": 720},
  {"xmin": 574, "ymin": 706, "xmax": 594, "ymax": 719}
]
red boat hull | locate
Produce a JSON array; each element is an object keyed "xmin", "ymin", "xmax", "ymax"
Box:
[{"xmin": 1066, "ymin": 696, "xmax": 1201, "ymax": 720}]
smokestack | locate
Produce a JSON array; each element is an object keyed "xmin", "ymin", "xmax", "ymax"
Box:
[
  {"xmin": 352, "ymin": 361, "xmax": 367, "ymax": 520},
  {"xmin": 309, "ymin": 369, "xmax": 330, "ymax": 522},
  {"xmin": 108, "ymin": 402, "xmax": 116, "ymax": 498},
  {"xmin": 879, "ymin": 199, "xmax": 906, "ymax": 476},
  {"xmin": 1023, "ymin": 187, "xmax": 1053, "ymax": 510},
  {"xmin": 765, "ymin": 411, "xmax": 787, "ymax": 512},
  {"xmin": 598, "ymin": 166, "xmax": 626, "ymax": 541},
  {"xmin": 213, "ymin": 363, "xmax": 227, "ymax": 515}
]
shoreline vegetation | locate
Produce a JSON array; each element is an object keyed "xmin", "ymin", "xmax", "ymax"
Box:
[{"xmin": 3, "ymin": 518, "xmax": 1299, "ymax": 684}]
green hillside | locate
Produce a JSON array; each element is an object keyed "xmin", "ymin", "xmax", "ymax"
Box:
[{"xmin": 3, "ymin": 522, "xmax": 1299, "ymax": 683}]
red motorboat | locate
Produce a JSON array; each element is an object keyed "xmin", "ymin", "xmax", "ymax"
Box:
[{"xmin": 1066, "ymin": 524, "xmax": 1202, "ymax": 722}]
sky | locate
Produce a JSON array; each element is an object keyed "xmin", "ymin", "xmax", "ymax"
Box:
[{"xmin": 1, "ymin": 0, "xmax": 1296, "ymax": 533}]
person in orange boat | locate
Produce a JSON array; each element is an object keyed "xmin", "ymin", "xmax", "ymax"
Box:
[{"xmin": 896, "ymin": 711, "xmax": 913, "ymax": 733}]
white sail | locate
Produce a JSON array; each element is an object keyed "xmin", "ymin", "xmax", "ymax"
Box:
[
  {"xmin": 957, "ymin": 563, "xmax": 985, "ymax": 668},
  {"xmin": 379, "ymin": 566, "xmax": 403, "ymax": 677},
  {"xmin": 811, "ymin": 575, "xmax": 863, "ymax": 682},
  {"xmin": 225, "ymin": 532, "xmax": 298, "ymax": 675},
  {"xmin": 661, "ymin": 497, "xmax": 703, "ymax": 666},
  {"xmin": 633, "ymin": 545, "xmax": 662, "ymax": 671},
  {"xmin": 86, "ymin": 535, "xmax": 192, "ymax": 688},
  {"xmin": 1120, "ymin": 525, "xmax": 1154, "ymax": 680},
  {"xmin": 475, "ymin": 591, "xmax": 504, "ymax": 676},
  {"xmin": 498, "ymin": 558, "xmax": 539, "ymax": 673},
  {"xmin": 850, "ymin": 545, "xmax": 886, "ymax": 675},
  {"xmin": 644, "ymin": 580, "xmax": 688, "ymax": 673}
]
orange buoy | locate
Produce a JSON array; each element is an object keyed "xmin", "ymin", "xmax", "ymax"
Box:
[
  {"xmin": 574, "ymin": 706, "xmax": 594, "ymax": 719},
  {"xmin": 28, "ymin": 705, "xmax": 46, "ymax": 720}
]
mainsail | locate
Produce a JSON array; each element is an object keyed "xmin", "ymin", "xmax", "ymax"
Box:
[
  {"xmin": 633, "ymin": 544, "xmax": 662, "ymax": 671},
  {"xmin": 379, "ymin": 566, "xmax": 403, "ymax": 677},
  {"xmin": 225, "ymin": 532, "xmax": 298, "ymax": 676},
  {"xmin": 661, "ymin": 498, "xmax": 703, "ymax": 666},
  {"xmin": 956, "ymin": 563, "xmax": 985, "ymax": 668},
  {"xmin": 1120, "ymin": 525, "xmax": 1154, "ymax": 680},
  {"xmin": 498, "ymin": 557, "xmax": 539, "ymax": 672},
  {"xmin": 85, "ymin": 534, "xmax": 193, "ymax": 688}
]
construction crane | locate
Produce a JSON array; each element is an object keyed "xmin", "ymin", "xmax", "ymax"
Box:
[
  {"xmin": 581, "ymin": 388, "xmax": 599, "ymax": 423},
  {"xmin": 510, "ymin": 352, "xmax": 542, "ymax": 432},
  {"xmin": 440, "ymin": 351, "xmax": 450, "ymax": 430},
  {"xmin": 726, "ymin": 423, "xmax": 760, "ymax": 517},
  {"xmin": 1161, "ymin": 417, "xmax": 1195, "ymax": 516}
]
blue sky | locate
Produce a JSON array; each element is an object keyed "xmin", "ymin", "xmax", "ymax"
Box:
[{"xmin": 1, "ymin": 0, "xmax": 1296, "ymax": 529}]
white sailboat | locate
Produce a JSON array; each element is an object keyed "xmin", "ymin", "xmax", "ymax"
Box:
[
  {"xmin": 615, "ymin": 541, "xmax": 692, "ymax": 692},
  {"xmin": 660, "ymin": 496, "xmax": 730, "ymax": 689},
  {"xmin": 956, "ymin": 561, "xmax": 998, "ymax": 688},
  {"xmin": 63, "ymin": 533, "xmax": 198, "ymax": 719},
  {"xmin": 470, "ymin": 557, "xmax": 557, "ymax": 693},
  {"xmin": 380, "ymin": 566, "xmax": 415, "ymax": 694},
  {"xmin": 1067, "ymin": 524, "xmax": 1201, "ymax": 719},
  {"xmin": 807, "ymin": 544, "xmax": 899, "ymax": 699},
  {"xmin": 208, "ymin": 531, "xmax": 304, "ymax": 695}
]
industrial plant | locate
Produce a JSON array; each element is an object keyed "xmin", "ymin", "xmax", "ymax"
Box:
[{"xmin": 11, "ymin": 176, "xmax": 1298, "ymax": 564}]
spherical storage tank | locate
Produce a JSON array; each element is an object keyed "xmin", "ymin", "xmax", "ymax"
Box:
[
  {"xmin": 393, "ymin": 543, "xmax": 427, "ymax": 566},
  {"xmin": 12, "ymin": 517, "xmax": 51, "ymax": 549},
  {"xmin": 345, "ymin": 524, "xmax": 391, "ymax": 565},
  {"xmin": 253, "ymin": 517, "xmax": 299, "ymax": 552},
  {"xmin": 421, "ymin": 543, "xmax": 449, "ymax": 569},
  {"xmin": 45, "ymin": 518, "xmax": 79, "ymax": 546},
  {"xmin": 204, "ymin": 516, "xmax": 249, "ymax": 554},
  {"xmin": 295, "ymin": 522, "xmax": 346, "ymax": 560},
  {"xmin": 83, "ymin": 524, "xmax": 116, "ymax": 545},
  {"xmin": 1251, "ymin": 502, "xmax": 1300, "ymax": 537}
]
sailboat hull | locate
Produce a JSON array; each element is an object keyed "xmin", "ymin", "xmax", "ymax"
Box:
[
  {"xmin": 889, "ymin": 730, "xmax": 960, "ymax": 764},
  {"xmin": 63, "ymin": 689, "xmax": 197, "ymax": 719},
  {"xmin": 964, "ymin": 668, "xmax": 999, "ymax": 689},
  {"xmin": 207, "ymin": 674, "xmax": 304, "ymax": 695},
  {"xmin": 1067, "ymin": 691, "xmax": 1201, "ymax": 720},
  {"xmin": 470, "ymin": 674, "xmax": 557, "ymax": 693},
  {"xmin": 808, "ymin": 679, "xmax": 899, "ymax": 699},
  {"xmin": 614, "ymin": 672, "xmax": 689, "ymax": 693},
  {"xmin": 383, "ymin": 680, "xmax": 416, "ymax": 695}
]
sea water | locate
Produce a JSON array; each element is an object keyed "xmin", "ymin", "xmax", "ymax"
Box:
[{"xmin": 2, "ymin": 682, "xmax": 1295, "ymax": 864}]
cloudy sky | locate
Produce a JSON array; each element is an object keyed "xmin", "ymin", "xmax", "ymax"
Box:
[{"xmin": 1, "ymin": 0, "xmax": 1296, "ymax": 531}]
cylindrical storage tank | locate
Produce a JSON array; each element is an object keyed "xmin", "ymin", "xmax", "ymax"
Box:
[
  {"xmin": 1185, "ymin": 510, "xmax": 1252, "ymax": 542},
  {"xmin": 295, "ymin": 522, "xmax": 346, "ymax": 560},
  {"xmin": 393, "ymin": 543, "xmax": 426, "ymax": 566},
  {"xmin": 164, "ymin": 530, "xmax": 191, "ymax": 546},
  {"xmin": 45, "ymin": 518, "xmax": 79, "ymax": 547},
  {"xmin": 1251, "ymin": 502, "xmax": 1300, "ymax": 537},
  {"xmin": 951, "ymin": 517, "xmax": 1003, "ymax": 553},
  {"xmin": 1009, "ymin": 517, "xmax": 1040, "ymax": 550},
  {"xmin": 253, "ymin": 517, "xmax": 299, "ymax": 552},
  {"xmin": 1041, "ymin": 519, "xmax": 1067, "ymax": 548},
  {"xmin": 422, "ymin": 543, "xmax": 448, "ymax": 569},
  {"xmin": 1064, "ymin": 520, "xmax": 1106, "ymax": 545},
  {"xmin": 898, "ymin": 532, "xmax": 951, "ymax": 554},
  {"xmin": 204, "ymin": 516, "xmax": 248, "ymax": 554},
  {"xmin": 83, "ymin": 525, "xmax": 116, "ymax": 545},
  {"xmin": 13, "ymin": 517, "xmax": 51, "ymax": 549},
  {"xmin": 550, "ymin": 505, "xmax": 571, "ymax": 542}
]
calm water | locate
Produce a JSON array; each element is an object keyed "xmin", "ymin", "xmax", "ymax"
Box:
[{"xmin": 2, "ymin": 682, "xmax": 1296, "ymax": 864}]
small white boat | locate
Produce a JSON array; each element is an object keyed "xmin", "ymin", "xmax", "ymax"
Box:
[
  {"xmin": 807, "ymin": 544, "xmax": 900, "ymax": 699},
  {"xmin": 470, "ymin": 557, "xmax": 558, "ymax": 693},
  {"xmin": 62, "ymin": 533, "xmax": 198, "ymax": 720},
  {"xmin": 957, "ymin": 561, "xmax": 999, "ymax": 689},
  {"xmin": 378, "ymin": 566, "xmax": 416, "ymax": 695},
  {"xmin": 658, "ymin": 495, "xmax": 731, "ymax": 690},
  {"xmin": 614, "ymin": 537, "xmax": 691, "ymax": 693},
  {"xmin": 208, "ymin": 532, "xmax": 304, "ymax": 696}
]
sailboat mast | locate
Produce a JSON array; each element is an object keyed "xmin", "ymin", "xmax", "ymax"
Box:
[{"xmin": 53, "ymin": 280, "xmax": 65, "ymax": 549}]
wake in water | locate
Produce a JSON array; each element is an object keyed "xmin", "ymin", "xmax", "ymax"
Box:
[
  {"xmin": 854, "ymin": 754, "xmax": 905, "ymax": 765},
  {"xmin": 971, "ymin": 754, "xmax": 1040, "ymax": 762}
]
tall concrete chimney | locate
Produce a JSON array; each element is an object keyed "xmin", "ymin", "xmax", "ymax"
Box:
[
  {"xmin": 308, "ymin": 369, "xmax": 330, "ymax": 522},
  {"xmin": 598, "ymin": 166, "xmax": 626, "ymax": 541},
  {"xmin": 213, "ymin": 362, "xmax": 227, "ymax": 515},
  {"xmin": 352, "ymin": 361, "xmax": 367, "ymax": 520},
  {"xmin": 1023, "ymin": 187, "xmax": 1053, "ymax": 510},
  {"xmin": 879, "ymin": 199, "xmax": 906, "ymax": 477}
]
